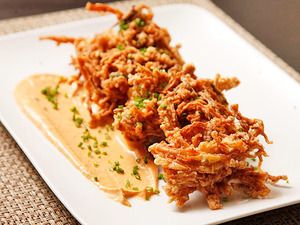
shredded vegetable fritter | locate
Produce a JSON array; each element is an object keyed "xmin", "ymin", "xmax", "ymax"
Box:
[{"xmin": 42, "ymin": 2, "xmax": 287, "ymax": 209}]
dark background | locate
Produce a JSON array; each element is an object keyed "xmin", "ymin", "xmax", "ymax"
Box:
[{"xmin": 0, "ymin": 0, "xmax": 299, "ymax": 73}]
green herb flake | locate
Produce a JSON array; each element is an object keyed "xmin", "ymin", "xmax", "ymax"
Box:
[
  {"xmin": 41, "ymin": 85, "xmax": 59, "ymax": 109},
  {"xmin": 117, "ymin": 44, "xmax": 124, "ymax": 50},
  {"xmin": 118, "ymin": 105, "xmax": 124, "ymax": 109},
  {"xmin": 70, "ymin": 106, "xmax": 78, "ymax": 114},
  {"xmin": 87, "ymin": 151, "xmax": 92, "ymax": 158},
  {"xmin": 153, "ymin": 92, "xmax": 161, "ymax": 100},
  {"xmin": 159, "ymin": 104, "xmax": 167, "ymax": 109},
  {"xmin": 113, "ymin": 161, "xmax": 124, "ymax": 174},
  {"xmin": 158, "ymin": 173, "xmax": 165, "ymax": 181},
  {"xmin": 132, "ymin": 165, "xmax": 141, "ymax": 180},
  {"xmin": 94, "ymin": 176, "xmax": 99, "ymax": 182},
  {"xmin": 94, "ymin": 149, "xmax": 101, "ymax": 155},
  {"xmin": 119, "ymin": 20, "xmax": 129, "ymax": 30},
  {"xmin": 93, "ymin": 140, "xmax": 99, "ymax": 148},
  {"xmin": 251, "ymin": 158, "xmax": 256, "ymax": 162},
  {"xmin": 125, "ymin": 179, "xmax": 131, "ymax": 189},
  {"xmin": 102, "ymin": 152, "xmax": 108, "ymax": 156},
  {"xmin": 100, "ymin": 141, "xmax": 108, "ymax": 147},
  {"xmin": 117, "ymin": 114, "xmax": 122, "ymax": 122},
  {"xmin": 133, "ymin": 96, "xmax": 147, "ymax": 109},
  {"xmin": 140, "ymin": 47, "xmax": 147, "ymax": 55},
  {"xmin": 154, "ymin": 189, "xmax": 160, "ymax": 194},
  {"xmin": 135, "ymin": 18, "xmax": 145, "ymax": 27},
  {"xmin": 81, "ymin": 129, "xmax": 93, "ymax": 142},
  {"xmin": 78, "ymin": 142, "xmax": 84, "ymax": 149},
  {"xmin": 74, "ymin": 117, "xmax": 83, "ymax": 128},
  {"xmin": 132, "ymin": 187, "xmax": 139, "ymax": 191},
  {"xmin": 94, "ymin": 163, "xmax": 99, "ymax": 168},
  {"xmin": 71, "ymin": 106, "xmax": 84, "ymax": 128},
  {"xmin": 109, "ymin": 73, "xmax": 123, "ymax": 78}
]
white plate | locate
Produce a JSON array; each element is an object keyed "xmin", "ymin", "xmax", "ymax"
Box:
[{"xmin": 0, "ymin": 3, "xmax": 300, "ymax": 225}]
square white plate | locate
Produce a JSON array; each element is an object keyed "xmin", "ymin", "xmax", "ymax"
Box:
[{"xmin": 0, "ymin": 3, "xmax": 300, "ymax": 225}]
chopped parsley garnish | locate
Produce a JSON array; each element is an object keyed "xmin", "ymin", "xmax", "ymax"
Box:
[
  {"xmin": 119, "ymin": 20, "xmax": 129, "ymax": 30},
  {"xmin": 158, "ymin": 173, "xmax": 165, "ymax": 181},
  {"xmin": 100, "ymin": 141, "xmax": 108, "ymax": 147},
  {"xmin": 117, "ymin": 44, "xmax": 124, "ymax": 50},
  {"xmin": 133, "ymin": 96, "xmax": 147, "ymax": 109},
  {"xmin": 113, "ymin": 161, "xmax": 124, "ymax": 174},
  {"xmin": 41, "ymin": 85, "xmax": 59, "ymax": 109},
  {"xmin": 159, "ymin": 104, "xmax": 167, "ymax": 109},
  {"xmin": 146, "ymin": 187, "xmax": 159, "ymax": 194},
  {"xmin": 132, "ymin": 165, "xmax": 141, "ymax": 180},
  {"xmin": 70, "ymin": 106, "xmax": 78, "ymax": 114},
  {"xmin": 116, "ymin": 114, "xmax": 122, "ymax": 122},
  {"xmin": 87, "ymin": 151, "xmax": 92, "ymax": 158},
  {"xmin": 145, "ymin": 187, "xmax": 160, "ymax": 200},
  {"xmin": 153, "ymin": 92, "xmax": 161, "ymax": 100},
  {"xmin": 94, "ymin": 163, "xmax": 99, "ymax": 168},
  {"xmin": 94, "ymin": 176, "xmax": 99, "ymax": 182},
  {"xmin": 74, "ymin": 117, "xmax": 83, "ymax": 128},
  {"xmin": 78, "ymin": 142, "xmax": 84, "ymax": 149},
  {"xmin": 135, "ymin": 18, "xmax": 145, "ymax": 27},
  {"xmin": 140, "ymin": 47, "xmax": 147, "ymax": 54},
  {"xmin": 125, "ymin": 179, "xmax": 131, "ymax": 189},
  {"xmin": 251, "ymin": 158, "xmax": 256, "ymax": 161},
  {"xmin": 109, "ymin": 73, "xmax": 123, "ymax": 78},
  {"xmin": 81, "ymin": 129, "xmax": 93, "ymax": 142},
  {"xmin": 94, "ymin": 149, "xmax": 101, "ymax": 155},
  {"xmin": 71, "ymin": 106, "xmax": 83, "ymax": 128},
  {"xmin": 132, "ymin": 187, "xmax": 139, "ymax": 191},
  {"xmin": 102, "ymin": 152, "xmax": 108, "ymax": 156},
  {"xmin": 118, "ymin": 105, "xmax": 124, "ymax": 109}
]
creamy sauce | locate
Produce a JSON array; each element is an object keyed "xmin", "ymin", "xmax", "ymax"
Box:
[{"xmin": 15, "ymin": 75, "xmax": 158, "ymax": 206}]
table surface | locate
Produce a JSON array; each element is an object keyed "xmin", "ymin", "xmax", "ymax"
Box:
[{"xmin": 0, "ymin": 0, "xmax": 299, "ymax": 225}]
